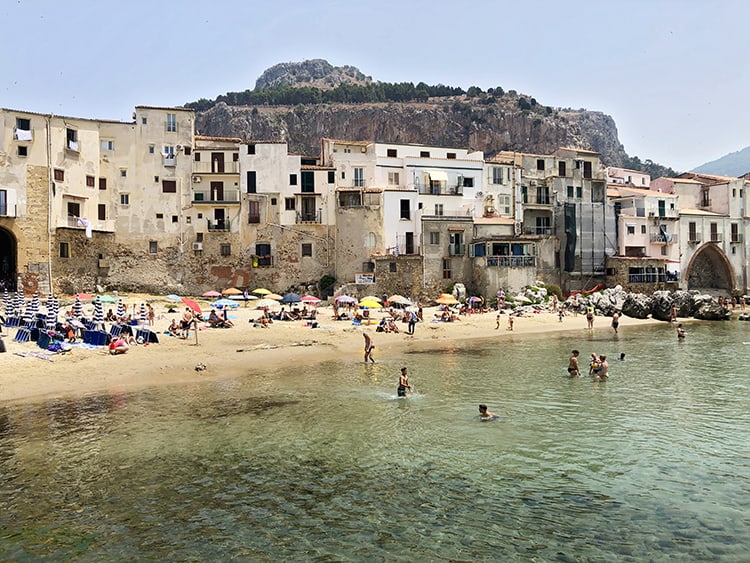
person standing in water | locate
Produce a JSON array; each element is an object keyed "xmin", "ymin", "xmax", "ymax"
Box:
[
  {"xmin": 478, "ymin": 404, "xmax": 497, "ymax": 420},
  {"xmin": 397, "ymin": 367, "xmax": 413, "ymax": 397},
  {"xmin": 363, "ymin": 332, "xmax": 375, "ymax": 363},
  {"xmin": 611, "ymin": 312, "xmax": 620, "ymax": 334},
  {"xmin": 567, "ymin": 350, "xmax": 581, "ymax": 377},
  {"xmin": 676, "ymin": 323, "xmax": 687, "ymax": 339}
]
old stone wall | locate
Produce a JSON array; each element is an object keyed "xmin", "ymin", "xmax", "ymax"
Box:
[{"xmin": 18, "ymin": 165, "xmax": 51, "ymax": 296}]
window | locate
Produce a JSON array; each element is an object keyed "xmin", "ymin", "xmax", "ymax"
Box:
[
  {"xmin": 66, "ymin": 128, "xmax": 78, "ymax": 151},
  {"xmin": 388, "ymin": 171, "xmax": 400, "ymax": 186},
  {"xmin": 16, "ymin": 117, "xmax": 31, "ymax": 131},
  {"xmin": 156, "ymin": 213, "xmax": 164, "ymax": 219},
  {"xmin": 233, "ymin": 153, "xmax": 239, "ymax": 162},
  {"xmin": 576, "ymin": 186, "xmax": 582, "ymax": 199},
  {"xmin": 247, "ymin": 171, "xmax": 257, "ymax": 193},
  {"xmin": 54, "ymin": 169, "xmax": 64, "ymax": 181},
  {"xmin": 301, "ymin": 171, "xmax": 314, "ymax": 193},
  {"xmin": 247, "ymin": 144, "xmax": 255, "ymax": 154},
  {"xmin": 142, "ymin": 117, "xmax": 147, "ymax": 125},
  {"xmin": 66, "ymin": 201, "xmax": 80, "ymax": 218},
  {"xmin": 434, "ymin": 203, "xmax": 444, "ymax": 216},
  {"xmin": 689, "ymin": 221, "xmax": 698, "ymax": 241},
  {"xmin": 731, "ymin": 223, "xmax": 740, "ymax": 242},
  {"xmin": 271, "ymin": 198, "xmax": 277, "ymax": 205},
  {"xmin": 255, "ymin": 243, "xmax": 272, "ymax": 267},
  {"xmin": 184, "ymin": 146, "xmax": 191, "ymax": 155},
  {"xmin": 537, "ymin": 159, "xmax": 545, "ymax": 171},
  {"xmin": 429, "ymin": 232, "xmax": 440, "ymax": 245},
  {"xmin": 389, "ymin": 262, "xmax": 397, "ymax": 273},
  {"xmin": 0, "ymin": 189, "xmax": 6, "ymax": 215},
  {"xmin": 17, "ymin": 146, "xmax": 28, "ymax": 157},
  {"xmin": 710, "ymin": 222, "xmax": 719, "ymax": 242},
  {"xmin": 172, "ymin": 215, "xmax": 178, "ymax": 223},
  {"xmin": 101, "ymin": 140, "xmax": 114, "ymax": 151},
  {"xmin": 154, "ymin": 176, "xmax": 159, "ymax": 183},
  {"xmin": 163, "ymin": 145, "xmax": 175, "ymax": 158},
  {"xmin": 85, "ymin": 175, "xmax": 95, "ymax": 187},
  {"xmin": 194, "ymin": 152, "xmax": 201, "ymax": 162},
  {"xmin": 627, "ymin": 225, "xmax": 635, "ymax": 235},
  {"xmin": 447, "ymin": 152, "xmax": 456, "ymax": 159},
  {"xmin": 149, "ymin": 145, "xmax": 155, "ymax": 154},
  {"xmin": 641, "ymin": 225, "xmax": 646, "ymax": 234},
  {"xmin": 301, "ymin": 243, "xmax": 313, "ymax": 257},
  {"xmin": 462, "ymin": 177, "xmax": 474, "ymax": 188},
  {"xmin": 328, "ymin": 170, "xmax": 335, "ymax": 183},
  {"xmin": 366, "ymin": 232, "xmax": 376, "ymax": 248},
  {"xmin": 290, "ymin": 174, "xmax": 298, "ymax": 186},
  {"xmin": 120, "ymin": 194, "xmax": 129, "ymax": 205},
  {"xmin": 420, "ymin": 151, "xmax": 430, "ymax": 158},
  {"xmin": 442, "ymin": 258, "xmax": 452, "ymax": 279},
  {"xmin": 497, "ymin": 195, "xmax": 511, "ymax": 215},
  {"xmin": 248, "ymin": 200, "xmax": 260, "ymax": 223},
  {"xmin": 661, "ymin": 246, "xmax": 668, "ymax": 256},
  {"xmin": 387, "ymin": 148, "xmax": 397, "ymax": 157},
  {"xmin": 166, "ymin": 113, "xmax": 176, "ymax": 132},
  {"xmin": 149, "ymin": 241, "xmax": 158, "ymax": 254},
  {"xmin": 98, "ymin": 204, "xmax": 106, "ymax": 221},
  {"xmin": 400, "ymin": 199, "xmax": 410, "ymax": 220},
  {"xmin": 59, "ymin": 242, "xmax": 70, "ymax": 258},
  {"xmin": 285, "ymin": 198, "xmax": 296, "ymax": 211},
  {"xmin": 162, "ymin": 180, "xmax": 177, "ymax": 193},
  {"xmin": 559, "ymin": 161, "xmax": 567, "ymax": 176},
  {"xmin": 341, "ymin": 171, "xmax": 346, "ymax": 179},
  {"xmin": 354, "ymin": 167, "xmax": 364, "ymax": 187},
  {"xmin": 220, "ymin": 244, "xmax": 231, "ymax": 257},
  {"xmin": 99, "ymin": 178, "xmax": 107, "ymax": 190},
  {"xmin": 362, "ymin": 261, "xmax": 375, "ymax": 272},
  {"xmin": 120, "ymin": 169, "xmax": 127, "ymax": 177},
  {"xmin": 583, "ymin": 161, "xmax": 592, "ymax": 178},
  {"xmin": 492, "ymin": 167, "xmax": 503, "ymax": 184},
  {"xmin": 567, "ymin": 185, "xmax": 574, "ymax": 198}
]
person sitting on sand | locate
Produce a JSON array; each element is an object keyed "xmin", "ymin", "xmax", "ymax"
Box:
[
  {"xmin": 167, "ymin": 319, "xmax": 180, "ymax": 336},
  {"xmin": 479, "ymin": 404, "xmax": 498, "ymax": 420},
  {"xmin": 109, "ymin": 337, "xmax": 129, "ymax": 355}
]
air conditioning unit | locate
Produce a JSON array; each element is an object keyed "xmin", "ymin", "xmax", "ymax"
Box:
[
  {"xmin": 192, "ymin": 242, "xmax": 203, "ymax": 251},
  {"xmin": 176, "ymin": 144, "xmax": 184, "ymax": 151},
  {"xmin": 192, "ymin": 176, "xmax": 201, "ymax": 183},
  {"xmin": 648, "ymin": 211, "xmax": 655, "ymax": 217}
]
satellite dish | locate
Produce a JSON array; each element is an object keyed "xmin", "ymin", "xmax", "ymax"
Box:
[{"xmin": 605, "ymin": 248, "xmax": 616, "ymax": 257}]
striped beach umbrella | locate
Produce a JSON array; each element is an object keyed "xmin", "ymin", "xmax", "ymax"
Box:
[
  {"xmin": 73, "ymin": 295, "xmax": 84, "ymax": 319},
  {"xmin": 3, "ymin": 289, "xmax": 11, "ymax": 318},
  {"xmin": 92, "ymin": 297, "xmax": 105, "ymax": 330},
  {"xmin": 45, "ymin": 294, "xmax": 58, "ymax": 331},
  {"xmin": 22, "ymin": 294, "xmax": 38, "ymax": 326},
  {"xmin": 14, "ymin": 290, "xmax": 25, "ymax": 316},
  {"xmin": 139, "ymin": 303, "xmax": 147, "ymax": 326},
  {"xmin": 116, "ymin": 299, "xmax": 126, "ymax": 320}
]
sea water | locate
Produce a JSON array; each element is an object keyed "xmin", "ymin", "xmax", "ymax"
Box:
[{"xmin": 0, "ymin": 321, "xmax": 748, "ymax": 561}]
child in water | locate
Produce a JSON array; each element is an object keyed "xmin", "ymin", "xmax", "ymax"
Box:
[{"xmin": 478, "ymin": 404, "xmax": 498, "ymax": 421}]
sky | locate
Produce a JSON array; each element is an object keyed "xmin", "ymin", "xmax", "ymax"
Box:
[{"xmin": 2, "ymin": 0, "xmax": 748, "ymax": 172}]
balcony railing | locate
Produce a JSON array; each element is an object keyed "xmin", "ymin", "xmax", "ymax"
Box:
[
  {"xmin": 709, "ymin": 233, "xmax": 722, "ymax": 243},
  {"xmin": 163, "ymin": 156, "xmax": 176, "ymax": 167},
  {"xmin": 524, "ymin": 226, "xmax": 555, "ymax": 236},
  {"xmin": 448, "ymin": 244, "xmax": 466, "ymax": 256},
  {"xmin": 193, "ymin": 161, "xmax": 240, "ymax": 174},
  {"xmin": 731, "ymin": 233, "xmax": 744, "ymax": 243},
  {"xmin": 66, "ymin": 140, "xmax": 79, "ymax": 152},
  {"xmin": 13, "ymin": 128, "xmax": 33, "ymax": 142},
  {"xmin": 418, "ymin": 184, "xmax": 464, "ymax": 196},
  {"xmin": 486, "ymin": 256, "xmax": 536, "ymax": 267},
  {"xmin": 649, "ymin": 233, "xmax": 675, "ymax": 243},
  {"xmin": 207, "ymin": 219, "xmax": 231, "ymax": 232},
  {"xmin": 254, "ymin": 255, "xmax": 274, "ymax": 268},
  {"xmin": 296, "ymin": 210, "xmax": 322, "ymax": 224},
  {"xmin": 193, "ymin": 189, "xmax": 241, "ymax": 203},
  {"xmin": 521, "ymin": 193, "xmax": 552, "ymax": 205},
  {"xmin": 688, "ymin": 234, "xmax": 701, "ymax": 244}
]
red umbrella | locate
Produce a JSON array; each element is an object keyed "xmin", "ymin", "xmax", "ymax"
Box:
[
  {"xmin": 181, "ymin": 296, "xmax": 202, "ymax": 314},
  {"xmin": 73, "ymin": 292, "xmax": 93, "ymax": 300},
  {"xmin": 201, "ymin": 290, "xmax": 221, "ymax": 297},
  {"xmin": 301, "ymin": 295, "xmax": 321, "ymax": 303}
]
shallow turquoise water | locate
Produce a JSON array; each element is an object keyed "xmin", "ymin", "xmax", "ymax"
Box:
[{"xmin": 1, "ymin": 321, "xmax": 749, "ymax": 561}]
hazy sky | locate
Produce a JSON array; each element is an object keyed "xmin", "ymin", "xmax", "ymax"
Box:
[{"xmin": 3, "ymin": 0, "xmax": 747, "ymax": 171}]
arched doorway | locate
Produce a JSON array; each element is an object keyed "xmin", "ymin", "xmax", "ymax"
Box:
[
  {"xmin": 0, "ymin": 227, "xmax": 17, "ymax": 292},
  {"xmin": 686, "ymin": 244, "xmax": 734, "ymax": 293}
]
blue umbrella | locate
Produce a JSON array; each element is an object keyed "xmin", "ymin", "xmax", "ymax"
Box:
[
  {"xmin": 280, "ymin": 292, "xmax": 301, "ymax": 304},
  {"xmin": 165, "ymin": 294, "xmax": 182, "ymax": 302},
  {"xmin": 210, "ymin": 298, "xmax": 240, "ymax": 309}
]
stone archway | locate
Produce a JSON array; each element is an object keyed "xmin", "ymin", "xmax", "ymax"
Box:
[
  {"xmin": 0, "ymin": 227, "xmax": 17, "ymax": 292},
  {"xmin": 686, "ymin": 243, "xmax": 734, "ymax": 292}
]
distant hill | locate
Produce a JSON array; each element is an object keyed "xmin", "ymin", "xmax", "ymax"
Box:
[
  {"xmin": 693, "ymin": 146, "xmax": 750, "ymax": 177},
  {"xmin": 186, "ymin": 59, "xmax": 678, "ymax": 175}
]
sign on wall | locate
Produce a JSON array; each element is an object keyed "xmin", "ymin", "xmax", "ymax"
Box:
[{"xmin": 355, "ymin": 273, "xmax": 375, "ymax": 284}]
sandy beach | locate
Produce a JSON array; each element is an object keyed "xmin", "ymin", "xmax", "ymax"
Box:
[{"xmin": 0, "ymin": 298, "xmax": 668, "ymax": 404}]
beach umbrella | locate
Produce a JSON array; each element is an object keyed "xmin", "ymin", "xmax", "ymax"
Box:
[
  {"xmin": 359, "ymin": 299, "xmax": 383, "ymax": 309},
  {"xmin": 468, "ymin": 296, "xmax": 483, "ymax": 303},
  {"xmin": 300, "ymin": 295, "xmax": 321, "ymax": 304},
  {"xmin": 116, "ymin": 299, "xmax": 126, "ymax": 319},
  {"xmin": 280, "ymin": 292, "xmax": 301, "ymax": 304},
  {"xmin": 45, "ymin": 294, "xmax": 58, "ymax": 331},
  {"xmin": 93, "ymin": 297, "xmax": 105, "ymax": 329},
  {"xmin": 388, "ymin": 294, "xmax": 411, "ymax": 305},
  {"xmin": 252, "ymin": 288, "xmax": 271, "ymax": 295},
  {"xmin": 98, "ymin": 294, "xmax": 117, "ymax": 303},
  {"xmin": 139, "ymin": 303, "xmax": 148, "ymax": 326},
  {"xmin": 14, "ymin": 289, "xmax": 24, "ymax": 316},
  {"xmin": 228, "ymin": 293, "xmax": 257, "ymax": 300},
  {"xmin": 165, "ymin": 294, "xmax": 182, "ymax": 302},
  {"xmin": 253, "ymin": 298, "xmax": 281, "ymax": 309},
  {"xmin": 181, "ymin": 296, "xmax": 202, "ymax": 314},
  {"xmin": 210, "ymin": 298, "xmax": 240, "ymax": 309},
  {"xmin": 73, "ymin": 295, "xmax": 84, "ymax": 318},
  {"xmin": 436, "ymin": 295, "xmax": 459, "ymax": 305},
  {"xmin": 22, "ymin": 293, "xmax": 38, "ymax": 325},
  {"xmin": 3, "ymin": 289, "xmax": 11, "ymax": 317},
  {"xmin": 361, "ymin": 295, "xmax": 382, "ymax": 303},
  {"xmin": 222, "ymin": 287, "xmax": 243, "ymax": 296},
  {"xmin": 201, "ymin": 290, "xmax": 222, "ymax": 298},
  {"xmin": 73, "ymin": 292, "xmax": 93, "ymax": 301},
  {"xmin": 265, "ymin": 293, "xmax": 283, "ymax": 301},
  {"xmin": 334, "ymin": 295, "xmax": 357, "ymax": 304}
]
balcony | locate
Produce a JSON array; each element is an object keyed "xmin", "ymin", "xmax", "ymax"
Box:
[
  {"xmin": 448, "ymin": 244, "xmax": 466, "ymax": 256},
  {"xmin": 193, "ymin": 161, "xmax": 240, "ymax": 174},
  {"xmin": 486, "ymin": 256, "xmax": 536, "ymax": 267},
  {"xmin": 650, "ymin": 233, "xmax": 676, "ymax": 243},
  {"xmin": 521, "ymin": 193, "xmax": 553, "ymax": 206},
  {"xmin": 163, "ymin": 156, "xmax": 176, "ymax": 167},
  {"xmin": 248, "ymin": 214, "xmax": 261, "ymax": 224},
  {"xmin": 524, "ymin": 226, "xmax": 555, "ymax": 236},
  {"xmin": 688, "ymin": 234, "xmax": 701, "ymax": 244},
  {"xmin": 66, "ymin": 140, "xmax": 80, "ymax": 153},
  {"xmin": 253, "ymin": 255, "xmax": 274, "ymax": 268},
  {"xmin": 192, "ymin": 189, "xmax": 241, "ymax": 203},
  {"xmin": 13, "ymin": 128, "xmax": 33, "ymax": 142},
  {"xmin": 207, "ymin": 219, "xmax": 231, "ymax": 232},
  {"xmin": 296, "ymin": 210, "xmax": 322, "ymax": 224},
  {"xmin": 731, "ymin": 233, "xmax": 744, "ymax": 243},
  {"xmin": 709, "ymin": 233, "xmax": 722, "ymax": 243},
  {"xmin": 418, "ymin": 184, "xmax": 464, "ymax": 196}
]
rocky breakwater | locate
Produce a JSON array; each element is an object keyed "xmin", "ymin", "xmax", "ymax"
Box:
[{"xmin": 566, "ymin": 286, "xmax": 732, "ymax": 321}]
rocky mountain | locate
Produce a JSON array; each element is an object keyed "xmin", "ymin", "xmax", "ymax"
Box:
[
  {"xmin": 692, "ymin": 145, "xmax": 750, "ymax": 177},
  {"xmin": 191, "ymin": 60, "xmax": 638, "ymax": 167}
]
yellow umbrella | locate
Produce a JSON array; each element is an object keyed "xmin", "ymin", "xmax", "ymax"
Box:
[
  {"xmin": 359, "ymin": 300, "xmax": 383, "ymax": 309},
  {"xmin": 253, "ymin": 288, "xmax": 271, "ymax": 295},
  {"xmin": 436, "ymin": 295, "xmax": 459, "ymax": 305},
  {"xmin": 266, "ymin": 293, "xmax": 283, "ymax": 301},
  {"xmin": 360, "ymin": 295, "xmax": 382, "ymax": 302}
]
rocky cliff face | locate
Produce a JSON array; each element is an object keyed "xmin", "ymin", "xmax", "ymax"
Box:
[
  {"xmin": 254, "ymin": 59, "xmax": 372, "ymax": 91},
  {"xmin": 195, "ymin": 98, "xmax": 628, "ymax": 165}
]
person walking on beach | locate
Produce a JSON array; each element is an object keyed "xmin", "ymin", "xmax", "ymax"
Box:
[
  {"xmin": 363, "ymin": 332, "xmax": 375, "ymax": 363},
  {"xmin": 507, "ymin": 315, "xmax": 514, "ymax": 331},
  {"xmin": 611, "ymin": 312, "xmax": 620, "ymax": 335},
  {"xmin": 407, "ymin": 309, "xmax": 418, "ymax": 335},
  {"xmin": 397, "ymin": 367, "xmax": 413, "ymax": 397},
  {"xmin": 567, "ymin": 350, "xmax": 580, "ymax": 377},
  {"xmin": 586, "ymin": 305, "xmax": 595, "ymax": 329}
]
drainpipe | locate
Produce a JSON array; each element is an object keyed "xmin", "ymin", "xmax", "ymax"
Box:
[{"xmin": 45, "ymin": 114, "xmax": 53, "ymax": 294}]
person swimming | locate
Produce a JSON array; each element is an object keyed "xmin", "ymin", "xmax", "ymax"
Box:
[{"xmin": 478, "ymin": 404, "xmax": 498, "ymax": 421}]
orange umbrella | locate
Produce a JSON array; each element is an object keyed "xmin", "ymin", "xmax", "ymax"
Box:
[
  {"xmin": 436, "ymin": 295, "xmax": 459, "ymax": 305},
  {"xmin": 222, "ymin": 287, "xmax": 243, "ymax": 296},
  {"xmin": 265, "ymin": 293, "xmax": 283, "ymax": 300}
]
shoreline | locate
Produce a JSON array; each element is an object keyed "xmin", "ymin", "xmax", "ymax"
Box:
[{"xmin": 0, "ymin": 301, "xmax": 678, "ymax": 405}]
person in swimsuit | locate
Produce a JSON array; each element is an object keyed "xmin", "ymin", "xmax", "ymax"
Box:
[
  {"xmin": 611, "ymin": 312, "xmax": 620, "ymax": 334},
  {"xmin": 595, "ymin": 355, "xmax": 608, "ymax": 381},
  {"xmin": 676, "ymin": 323, "xmax": 686, "ymax": 339},
  {"xmin": 363, "ymin": 332, "xmax": 375, "ymax": 363},
  {"xmin": 397, "ymin": 367, "xmax": 412, "ymax": 397},
  {"xmin": 479, "ymin": 404, "xmax": 497, "ymax": 420},
  {"xmin": 567, "ymin": 349, "xmax": 580, "ymax": 377}
]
